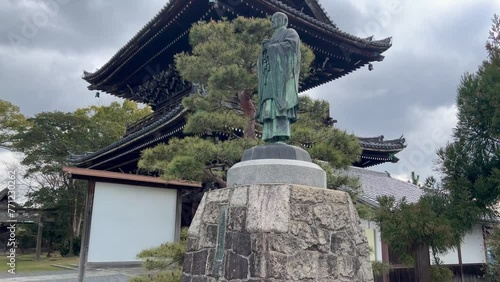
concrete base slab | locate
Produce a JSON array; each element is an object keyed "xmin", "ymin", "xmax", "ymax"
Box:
[{"xmin": 227, "ymin": 159, "xmax": 327, "ymax": 188}]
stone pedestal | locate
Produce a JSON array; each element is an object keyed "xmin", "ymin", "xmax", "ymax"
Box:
[
  {"xmin": 182, "ymin": 184, "xmax": 374, "ymax": 282},
  {"xmin": 227, "ymin": 144, "xmax": 327, "ymax": 188}
]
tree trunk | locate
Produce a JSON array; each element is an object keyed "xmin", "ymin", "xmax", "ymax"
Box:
[
  {"xmin": 414, "ymin": 243, "xmax": 431, "ymax": 282},
  {"xmin": 204, "ymin": 169, "xmax": 227, "ymax": 188},
  {"xmin": 240, "ymin": 90, "xmax": 256, "ymax": 139},
  {"xmin": 457, "ymin": 244, "xmax": 464, "ymax": 282},
  {"xmin": 69, "ymin": 184, "xmax": 78, "ymax": 255}
]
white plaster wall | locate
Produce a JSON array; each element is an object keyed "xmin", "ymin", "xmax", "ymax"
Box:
[
  {"xmin": 364, "ymin": 221, "xmax": 486, "ymax": 265},
  {"xmin": 88, "ymin": 182, "xmax": 178, "ymax": 263},
  {"xmin": 361, "ymin": 219, "xmax": 383, "ymax": 262},
  {"xmin": 434, "ymin": 224, "xmax": 486, "ymax": 265}
]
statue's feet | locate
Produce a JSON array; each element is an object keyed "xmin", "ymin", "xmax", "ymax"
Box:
[{"xmin": 271, "ymin": 136, "xmax": 290, "ymax": 144}]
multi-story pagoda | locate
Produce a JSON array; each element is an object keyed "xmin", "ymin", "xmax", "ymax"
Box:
[{"xmin": 72, "ymin": 0, "xmax": 405, "ymax": 172}]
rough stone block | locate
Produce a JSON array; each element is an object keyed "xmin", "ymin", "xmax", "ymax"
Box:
[
  {"xmin": 183, "ymin": 184, "xmax": 373, "ymax": 282},
  {"xmin": 266, "ymin": 252, "xmax": 287, "ymax": 279},
  {"xmin": 249, "ymin": 252, "xmax": 265, "ymax": 278},
  {"xmin": 290, "ymin": 185, "xmax": 347, "ymax": 205},
  {"xmin": 227, "ymin": 207, "xmax": 246, "ymax": 232},
  {"xmin": 183, "ymin": 253, "xmax": 193, "ymax": 273},
  {"xmin": 269, "ymin": 234, "xmax": 303, "ymax": 254},
  {"xmin": 202, "ymin": 203, "xmax": 220, "ymax": 224},
  {"xmin": 290, "ymin": 204, "xmax": 313, "ymax": 224},
  {"xmin": 186, "ymin": 238, "xmax": 199, "ymax": 252},
  {"xmin": 233, "ymin": 232, "xmax": 252, "ymax": 256},
  {"xmin": 287, "ymin": 251, "xmax": 320, "ymax": 280},
  {"xmin": 188, "ymin": 194, "xmax": 207, "ymax": 237},
  {"xmin": 181, "ymin": 273, "xmax": 191, "ymax": 282},
  {"xmin": 230, "ymin": 186, "xmax": 248, "ymax": 206},
  {"xmin": 313, "ymin": 204, "xmax": 350, "ymax": 231},
  {"xmin": 247, "ymin": 184, "xmax": 290, "ymax": 233},
  {"xmin": 331, "ymin": 231, "xmax": 356, "ymax": 257},
  {"xmin": 199, "ymin": 224, "xmax": 218, "ymax": 248},
  {"xmin": 224, "ymin": 251, "xmax": 249, "ymax": 280},
  {"xmin": 206, "ymin": 188, "xmax": 231, "ymax": 203},
  {"xmin": 191, "ymin": 250, "xmax": 209, "ymax": 275},
  {"xmin": 319, "ymin": 254, "xmax": 338, "ymax": 278}
]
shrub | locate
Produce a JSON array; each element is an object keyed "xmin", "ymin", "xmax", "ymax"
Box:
[
  {"xmin": 132, "ymin": 228, "xmax": 188, "ymax": 282},
  {"xmin": 59, "ymin": 242, "xmax": 70, "ymax": 257},
  {"xmin": 372, "ymin": 261, "xmax": 392, "ymax": 276},
  {"xmin": 130, "ymin": 270, "xmax": 182, "ymax": 282},
  {"xmin": 72, "ymin": 237, "xmax": 81, "ymax": 256},
  {"xmin": 431, "ymin": 265, "xmax": 453, "ymax": 282}
]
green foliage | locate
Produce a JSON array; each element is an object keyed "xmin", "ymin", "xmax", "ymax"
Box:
[
  {"xmin": 133, "ymin": 228, "xmax": 188, "ymax": 282},
  {"xmin": 11, "ymin": 100, "xmax": 150, "ymax": 255},
  {"xmin": 140, "ymin": 137, "xmax": 261, "ymax": 186},
  {"xmin": 409, "ymin": 171, "xmax": 420, "ymax": 187},
  {"xmin": 176, "ymin": 17, "xmax": 314, "ymax": 94},
  {"xmin": 356, "ymin": 202, "xmax": 375, "ymax": 220},
  {"xmin": 436, "ymin": 14, "xmax": 500, "ymax": 238},
  {"xmin": 130, "ymin": 270, "xmax": 182, "ymax": 282},
  {"xmin": 58, "ymin": 237, "xmax": 80, "ymax": 257},
  {"xmin": 371, "ymin": 261, "xmax": 392, "ymax": 276},
  {"xmin": 176, "ymin": 17, "xmax": 315, "ymax": 140},
  {"xmin": 430, "ymin": 265, "xmax": 453, "ymax": 282},
  {"xmin": 374, "ymin": 194, "xmax": 456, "ymax": 267},
  {"xmin": 141, "ymin": 17, "xmax": 360, "ymax": 189},
  {"xmin": 14, "ymin": 101, "xmax": 151, "ymax": 175},
  {"xmin": 485, "ymin": 226, "xmax": 500, "ymax": 281},
  {"xmin": 0, "ymin": 99, "xmax": 30, "ymax": 148}
]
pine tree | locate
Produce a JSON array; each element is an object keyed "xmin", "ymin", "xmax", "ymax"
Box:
[
  {"xmin": 437, "ymin": 14, "xmax": 500, "ymax": 233},
  {"xmin": 139, "ymin": 17, "xmax": 362, "ymax": 190}
]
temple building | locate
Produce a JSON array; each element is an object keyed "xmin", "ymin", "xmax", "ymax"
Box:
[
  {"xmin": 71, "ymin": 0, "xmax": 405, "ymax": 173},
  {"xmin": 69, "ymin": 2, "xmax": 492, "ymax": 280}
]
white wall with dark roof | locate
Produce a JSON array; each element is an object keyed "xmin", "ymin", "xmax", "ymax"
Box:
[
  {"xmin": 354, "ymin": 167, "xmax": 486, "ymax": 265},
  {"xmin": 88, "ymin": 182, "xmax": 178, "ymax": 263},
  {"xmin": 434, "ymin": 224, "xmax": 487, "ymax": 265}
]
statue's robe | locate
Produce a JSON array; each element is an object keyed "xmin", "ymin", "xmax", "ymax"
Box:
[{"xmin": 256, "ymin": 27, "xmax": 301, "ymax": 142}]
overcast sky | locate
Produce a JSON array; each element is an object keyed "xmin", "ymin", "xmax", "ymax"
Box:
[{"xmin": 1, "ymin": 0, "xmax": 499, "ymax": 183}]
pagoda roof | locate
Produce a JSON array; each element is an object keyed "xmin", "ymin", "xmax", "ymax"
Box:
[{"xmin": 83, "ymin": 0, "xmax": 391, "ymax": 104}]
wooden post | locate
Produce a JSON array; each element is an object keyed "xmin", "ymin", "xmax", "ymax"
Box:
[
  {"xmin": 457, "ymin": 244, "xmax": 464, "ymax": 282},
  {"xmin": 35, "ymin": 215, "xmax": 43, "ymax": 261},
  {"xmin": 381, "ymin": 242, "xmax": 390, "ymax": 282},
  {"xmin": 415, "ymin": 243, "xmax": 431, "ymax": 282},
  {"xmin": 174, "ymin": 189, "xmax": 182, "ymax": 243},
  {"xmin": 78, "ymin": 181, "xmax": 96, "ymax": 282}
]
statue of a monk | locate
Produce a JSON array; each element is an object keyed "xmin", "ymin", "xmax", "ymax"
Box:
[{"xmin": 256, "ymin": 12, "xmax": 301, "ymax": 143}]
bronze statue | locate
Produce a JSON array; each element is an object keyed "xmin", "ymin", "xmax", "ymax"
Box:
[{"xmin": 256, "ymin": 12, "xmax": 301, "ymax": 143}]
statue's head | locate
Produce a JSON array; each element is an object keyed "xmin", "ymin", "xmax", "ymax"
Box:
[{"xmin": 272, "ymin": 12, "xmax": 288, "ymax": 29}]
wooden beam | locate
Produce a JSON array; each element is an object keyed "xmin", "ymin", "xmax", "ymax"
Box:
[
  {"xmin": 78, "ymin": 181, "xmax": 96, "ymax": 282},
  {"xmin": 415, "ymin": 243, "xmax": 431, "ymax": 282},
  {"xmin": 381, "ymin": 241, "xmax": 390, "ymax": 282},
  {"xmin": 174, "ymin": 190, "xmax": 182, "ymax": 243}
]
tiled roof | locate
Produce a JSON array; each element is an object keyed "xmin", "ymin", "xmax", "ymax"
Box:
[
  {"xmin": 83, "ymin": 0, "xmax": 392, "ymax": 95},
  {"xmin": 358, "ymin": 135, "xmax": 406, "ymax": 151},
  {"xmin": 346, "ymin": 167, "xmax": 424, "ymax": 207},
  {"xmin": 68, "ymin": 103, "xmax": 185, "ymax": 165}
]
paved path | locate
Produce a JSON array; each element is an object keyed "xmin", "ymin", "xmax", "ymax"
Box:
[{"xmin": 0, "ymin": 267, "xmax": 145, "ymax": 281}]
